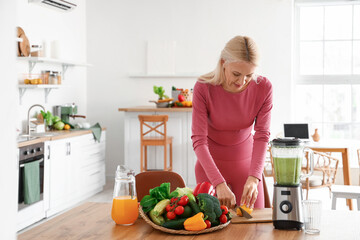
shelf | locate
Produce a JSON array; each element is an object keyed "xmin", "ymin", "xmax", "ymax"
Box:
[
  {"xmin": 18, "ymin": 84, "xmax": 62, "ymax": 104},
  {"xmin": 129, "ymin": 73, "xmax": 200, "ymax": 78},
  {"xmin": 17, "ymin": 57, "xmax": 91, "ymax": 80}
]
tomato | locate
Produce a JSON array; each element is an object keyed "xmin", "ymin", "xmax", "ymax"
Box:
[
  {"xmin": 166, "ymin": 211, "xmax": 176, "ymax": 220},
  {"xmin": 174, "ymin": 206, "xmax": 184, "ymax": 215},
  {"xmin": 219, "ymin": 214, "xmax": 227, "ymax": 224},
  {"xmin": 165, "ymin": 204, "xmax": 171, "ymax": 212},
  {"xmin": 178, "ymin": 196, "xmax": 189, "ymax": 206},
  {"xmin": 220, "ymin": 205, "xmax": 228, "ymax": 215},
  {"xmin": 205, "ymin": 220, "xmax": 211, "ymax": 229},
  {"xmin": 170, "ymin": 197, "xmax": 178, "ymax": 203},
  {"xmin": 178, "ymin": 94, "xmax": 185, "ymax": 102}
]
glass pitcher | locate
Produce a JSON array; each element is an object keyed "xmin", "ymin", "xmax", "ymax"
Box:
[
  {"xmin": 111, "ymin": 165, "xmax": 138, "ymax": 225},
  {"xmin": 270, "ymin": 138, "xmax": 314, "ymax": 186}
]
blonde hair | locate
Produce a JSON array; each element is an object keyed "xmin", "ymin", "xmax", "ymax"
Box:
[{"xmin": 199, "ymin": 36, "xmax": 259, "ymax": 85}]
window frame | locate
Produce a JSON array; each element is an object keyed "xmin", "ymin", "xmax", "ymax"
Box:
[{"xmin": 294, "ymin": 0, "xmax": 360, "ymax": 140}]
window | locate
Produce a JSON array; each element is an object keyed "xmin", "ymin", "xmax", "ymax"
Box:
[{"xmin": 295, "ymin": 1, "xmax": 360, "ymax": 140}]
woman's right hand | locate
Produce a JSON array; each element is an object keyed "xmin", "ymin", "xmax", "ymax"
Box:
[{"xmin": 215, "ymin": 182, "xmax": 236, "ymax": 209}]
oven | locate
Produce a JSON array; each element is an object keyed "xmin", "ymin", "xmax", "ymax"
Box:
[
  {"xmin": 17, "ymin": 142, "xmax": 48, "ymax": 231},
  {"xmin": 18, "ymin": 142, "xmax": 44, "ymax": 210}
]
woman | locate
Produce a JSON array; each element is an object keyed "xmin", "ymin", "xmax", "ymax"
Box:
[{"xmin": 191, "ymin": 36, "xmax": 272, "ymax": 209}]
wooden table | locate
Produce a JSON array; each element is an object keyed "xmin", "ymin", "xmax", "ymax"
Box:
[
  {"xmin": 18, "ymin": 202, "xmax": 360, "ymax": 240},
  {"xmin": 307, "ymin": 141, "xmax": 358, "ymax": 210}
]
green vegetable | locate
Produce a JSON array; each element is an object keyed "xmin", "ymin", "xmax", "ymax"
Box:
[
  {"xmin": 153, "ymin": 199, "xmax": 170, "ymax": 217},
  {"xmin": 149, "ymin": 209, "xmax": 165, "ymax": 226},
  {"xmin": 149, "ymin": 182, "xmax": 170, "ymax": 201},
  {"xmin": 176, "ymin": 102, "xmax": 183, "ymax": 107},
  {"xmin": 169, "ymin": 187, "xmax": 196, "ymax": 202},
  {"xmin": 196, "ymin": 193, "xmax": 222, "ymax": 223},
  {"xmin": 153, "ymin": 85, "xmax": 169, "ymax": 100},
  {"xmin": 41, "ymin": 110, "xmax": 55, "ymax": 126},
  {"xmin": 53, "ymin": 116, "xmax": 61, "ymax": 123},
  {"xmin": 140, "ymin": 195, "xmax": 157, "ymax": 213},
  {"xmin": 162, "ymin": 218, "xmax": 187, "ymax": 230},
  {"xmin": 188, "ymin": 199, "xmax": 200, "ymax": 215},
  {"xmin": 179, "ymin": 205, "xmax": 193, "ymax": 218},
  {"xmin": 172, "ymin": 86, "xmax": 177, "ymax": 91},
  {"xmin": 54, "ymin": 121, "xmax": 65, "ymax": 130}
]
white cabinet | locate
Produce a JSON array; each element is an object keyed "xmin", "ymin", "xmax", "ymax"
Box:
[
  {"xmin": 46, "ymin": 131, "xmax": 106, "ymax": 217},
  {"xmin": 124, "ymin": 112, "xmax": 196, "ymax": 187}
]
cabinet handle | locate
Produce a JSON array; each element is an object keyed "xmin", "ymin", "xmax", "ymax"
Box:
[
  {"xmin": 69, "ymin": 142, "xmax": 71, "ymax": 155},
  {"xmin": 48, "ymin": 145, "xmax": 51, "ymax": 159},
  {"xmin": 66, "ymin": 142, "xmax": 69, "ymax": 156}
]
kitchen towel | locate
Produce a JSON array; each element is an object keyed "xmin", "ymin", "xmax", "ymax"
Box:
[
  {"xmin": 90, "ymin": 122, "xmax": 102, "ymax": 142},
  {"xmin": 23, "ymin": 160, "xmax": 41, "ymax": 205}
]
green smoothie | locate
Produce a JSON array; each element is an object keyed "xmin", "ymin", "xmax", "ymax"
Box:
[{"xmin": 273, "ymin": 157, "xmax": 302, "ymax": 185}]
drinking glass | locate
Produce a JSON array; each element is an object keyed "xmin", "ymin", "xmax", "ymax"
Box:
[{"xmin": 303, "ymin": 199, "xmax": 322, "ymax": 234}]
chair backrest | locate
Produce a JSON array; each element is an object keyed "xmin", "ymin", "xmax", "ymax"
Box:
[
  {"xmin": 302, "ymin": 151, "xmax": 339, "ymax": 186},
  {"xmin": 138, "ymin": 115, "xmax": 168, "ymax": 140},
  {"xmin": 135, "ymin": 171, "xmax": 186, "ymax": 202}
]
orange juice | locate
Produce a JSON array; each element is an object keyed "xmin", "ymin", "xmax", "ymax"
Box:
[{"xmin": 111, "ymin": 196, "xmax": 138, "ymax": 225}]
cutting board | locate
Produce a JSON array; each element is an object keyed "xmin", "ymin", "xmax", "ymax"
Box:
[{"xmin": 230, "ymin": 208, "xmax": 273, "ymax": 224}]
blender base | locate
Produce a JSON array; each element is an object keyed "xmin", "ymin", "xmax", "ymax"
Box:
[{"xmin": 273, "ymin": 220, "xmax": 303, "ymax": 230}]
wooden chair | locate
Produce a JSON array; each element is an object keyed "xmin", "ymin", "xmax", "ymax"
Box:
[
  {"xmin": 262, "ymin": 173, "xmax": 271, "ymax": 208},
  {"xmin": 138, "ymin": 115, "xmax": 173, "ymax": 172},
  {"xmin": 263, "ymin": 146, "xmax": 275, "ymax": 179},
  {"xmin": 301, "ymin": 151, "xmax": 339, "ymax": 200},
  {"xmin": 135, "ymin": 171, "xmax": 185, "ymax": 201}
]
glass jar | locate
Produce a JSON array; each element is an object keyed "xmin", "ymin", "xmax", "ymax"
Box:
[
  {"xmin": 49, "ymin": 72, "xmax": 57, "ymax": 85},
  {"xmin": 41, "ymin": 70, "xmax": 51, "ymax": 84},
  {"xmin": 111, "ymin": 165, "xmax": 138, "ymax": 225},
  {"xmin": 57, "ymin": 72, "xmax": 62, "ymax": 84}
]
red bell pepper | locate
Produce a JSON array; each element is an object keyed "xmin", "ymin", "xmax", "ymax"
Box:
[{"xmin": 193, "ymin": 182, "xmax": 216, "ymax": 196}]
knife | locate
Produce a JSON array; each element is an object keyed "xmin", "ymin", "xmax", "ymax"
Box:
[{"xmin": 235, "ymin": 204, "xmax": 253, "ymax": 219}]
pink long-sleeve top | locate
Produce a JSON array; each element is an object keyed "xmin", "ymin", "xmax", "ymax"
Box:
[{"xmin": 191, "ymin": 76, "xmax": 273, "ymax": 187}]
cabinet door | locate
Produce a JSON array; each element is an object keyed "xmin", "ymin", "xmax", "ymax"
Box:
[{"xmin": 48, "ymin": 138, "xmax": 70, "ymax": 215}]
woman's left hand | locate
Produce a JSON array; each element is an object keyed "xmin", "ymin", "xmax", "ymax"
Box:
[{"xmin": 240, "ymin": 176, "xmax": 259, "ymax": 208}]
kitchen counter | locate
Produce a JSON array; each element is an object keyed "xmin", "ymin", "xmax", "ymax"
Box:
[
  {"xmin": 17, "ymin": 128, "xmax": 107, "ymax": 147},
  {"xmin": 18, "ymin": 202, "xmax": 360, "ymax": 240},
  {"xmin": 118, "ymin": 106, "xmax": 192, "ymax": 112}
]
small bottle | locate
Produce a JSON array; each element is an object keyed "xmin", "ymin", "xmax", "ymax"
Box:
[
  {"xmin": 49, "ymin": 72, "xmax": 57, "ymax": 85},
  {"xmin": 57, "ymin": 72, "xmax": 62, "ymax": 84},
  {"xmin": 42, "ymin": 70, "xmax": 50, "ymax": 84}
]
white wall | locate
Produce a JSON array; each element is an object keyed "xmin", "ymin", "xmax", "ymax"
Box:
[
  {"xmin": 0, "ymin": 0, "xmax": 18, "ymax": 239},
  {"xmin": 86, "ymin": 0, "xmax": 294, "ymax": 177},
  {"xmin": 16, "ymin": 0, "xmax": 88, "ymax": 131}
]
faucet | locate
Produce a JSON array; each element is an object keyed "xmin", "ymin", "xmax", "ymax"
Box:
[{"xmin": 27, "ymin": 104, "xmax": 45, "ymax": 135}]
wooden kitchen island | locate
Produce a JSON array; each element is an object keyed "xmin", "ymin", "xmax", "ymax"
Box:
[{"xmin": 19, "ymin": 202, "xmax": 360, "ymax": 240}]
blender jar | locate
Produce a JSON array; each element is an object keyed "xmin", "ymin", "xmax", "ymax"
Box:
[
  {"xmin": 111, "ymin": 165, "xmax": 138, "ymax": 225},
  {"xmin": 271, "ymin": 138, "xmax": 314, "ymax": 186}
]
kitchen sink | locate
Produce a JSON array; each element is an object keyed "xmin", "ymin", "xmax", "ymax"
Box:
[
  {"xmin": 31, "ymin": 132, "xmax": 62, "ymax": 137},
  {"xmin": 17, "ymin": 135, "xmax": 39, "ymax": 142}
]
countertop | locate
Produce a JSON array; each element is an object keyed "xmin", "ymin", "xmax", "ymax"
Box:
[
  {"xmin": 18, "ymin": 202, "xmax": 360, "ymax": 240},
  {"xmin": 118, "ymin": 106, "xmax": 192, "ymax": 112},
  {"xmin": 17, "ymin": 128, "xmax": 106, "ymax": 148}
]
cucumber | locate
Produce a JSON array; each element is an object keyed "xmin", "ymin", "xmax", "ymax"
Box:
[
  {"xmin": 179, "ymin": 205, "xmax": 192, "ymax": 218},
  {"xmin": 162, "ymin": 218, "xmax": 187, "ymax": 230},
  {"xmin": 149, "ymin": 209, "xmax": 165, "ymax": 226},
  {"xmin": 188, "ymin": 199, "xmax": 200, "ymax": 214},
  {"xmin": 153, "ymin": 199, "xmax": 170, "ymax": 217}
]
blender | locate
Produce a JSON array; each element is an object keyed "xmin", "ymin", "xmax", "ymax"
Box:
[{"xmin": 270, "ymin": 138, "xmax": 314, "ymax": 230}]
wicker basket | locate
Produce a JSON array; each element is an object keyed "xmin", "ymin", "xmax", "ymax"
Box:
[{"xmin": 139, "ymin": 206, "xmax": 230, "ymax": 235}]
